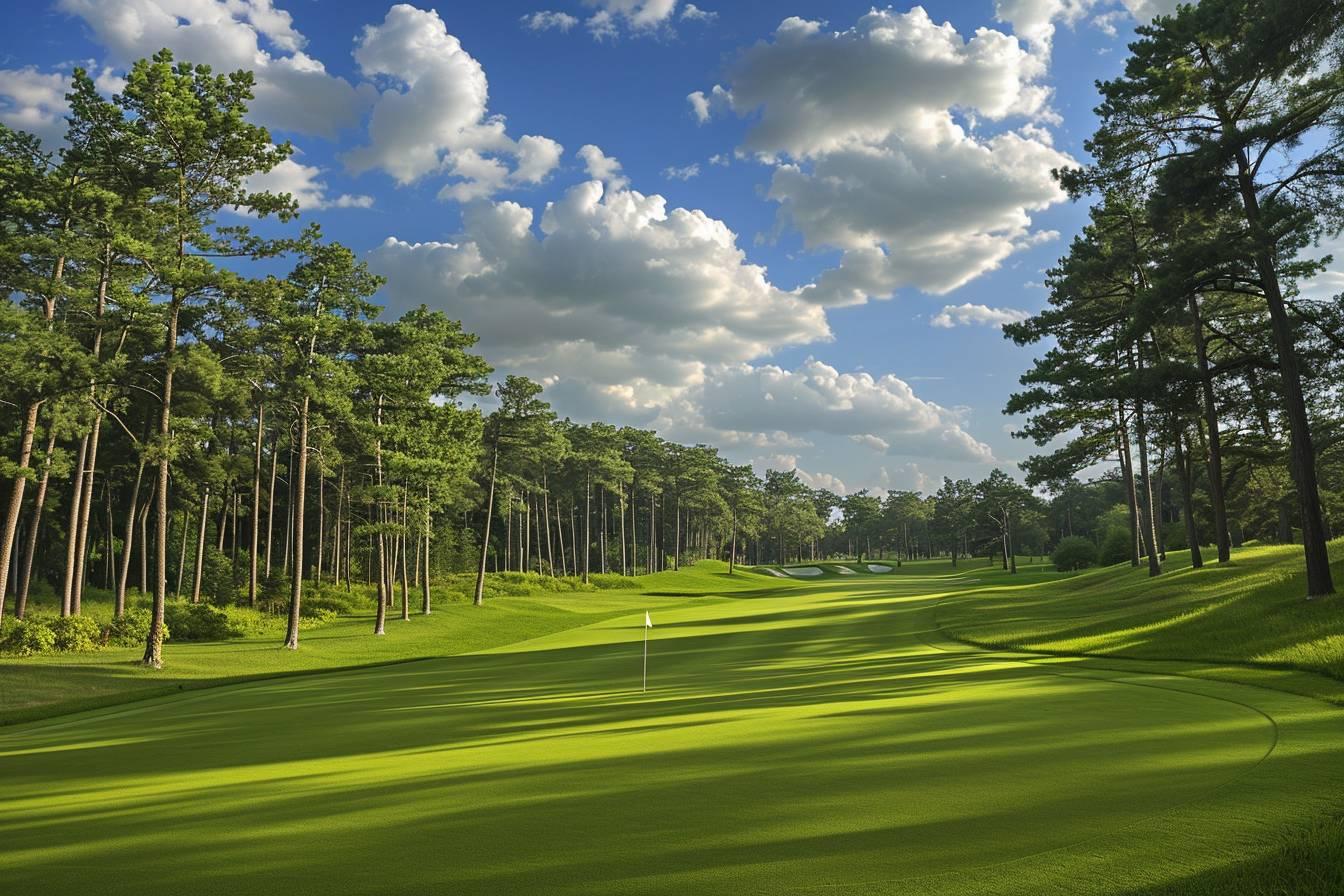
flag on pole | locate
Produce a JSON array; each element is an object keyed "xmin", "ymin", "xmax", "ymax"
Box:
[{"xmin": 642, "ymin": 611, "xmax": 652, "ymax": 692}]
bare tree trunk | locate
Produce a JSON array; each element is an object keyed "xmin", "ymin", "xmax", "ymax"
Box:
[
  {"xmin": 619, "ymin": 484, "xmax": 627, "ymax": 576},
  {"xmin": 315, "ymin": 467, "xmax": 325, "ymax": 588},
  {"xmin": 1175, "ymin": 428, "xmax": 1204, "ymax": 569},
  {"xmin": 192, "ymin": 487, "xmax": 210, "ymax": 604},
  {"xmin": 144, "ymin": 299, "xmax": 180, "ymax": 669},
  {"xmin": 284, "ymin": 396, "xmax": 309, "ymax": 649},
  {"xmin": 1117, "ymin": 404, "xmax": 1141, "ymax": 567},
  {"xmin": 474, "ymin": 441, "xmax": 498, "ymax": 607},
  {"xmin": 1234, "ymin": 160, "xmax": 1333, "ymax": 596},
  {"xmin": 116, "ymin": 453, "xmax": 147, "ymax": 615},
  {"xmin": 583, "ymin": 470, "xmax": 592, "ymax": 584},
  {"xmin": 61, "ymin": 435, "xmax": 89, "ymax": 616},
  {"xmin": 421, "ymin": 483, "xmax": 431, "ymax": 614},
  {"xmin": 265, "ymin": 430, "xmax": 278, "ymax": 578},
  {"xmin": 16, "ymin": 425, "xmax": 56, "ymax": 619},
  {"xmin": 249, "ymin": 402, "xmax": 263, "ymax": 606},
  {"xmin": 1187, "ymin": 293, "xmax": 1231, "ymax": 563},
  {"xmin": 399, "ymin": 492, "xmax": 410, "ymax": 622},
  {"xmin": 174, "ymin": 508, "xmax": 188, "ymax": 597}
]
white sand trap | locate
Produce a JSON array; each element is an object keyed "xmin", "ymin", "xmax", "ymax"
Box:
[
  {"xmin": 758, "ymin": 567, "xmax": 788, "ymax": 577},
  {"xmin": 784, "ymin": 566, "xmax": 825, "ymax": 577},
  {"xmin": 833, "ymin": 566, "xmax": 857, "ymax": 575},
  {"xmin": 867, "ymin": 564, "xmax": 893, "ymax": 573}
]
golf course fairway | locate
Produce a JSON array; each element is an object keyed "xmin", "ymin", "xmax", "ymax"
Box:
[{"xmin": 3, "ymin": 568, "xmax": 1343, "ymax": 894}]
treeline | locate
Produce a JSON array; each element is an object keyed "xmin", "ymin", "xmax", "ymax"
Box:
[{"xmin": 1006, "ymin": 0, "xmax": 1344, "ymax": 592}]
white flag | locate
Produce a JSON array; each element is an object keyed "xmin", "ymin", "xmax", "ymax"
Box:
[{"xmin": 645, "ymin": 612, "xmax": 653, "ymax": 628}]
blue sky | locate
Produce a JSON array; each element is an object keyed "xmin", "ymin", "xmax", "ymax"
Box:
[{"xmin": 0, "ymin": 0, "xmax": 1199, "ymax": 495}]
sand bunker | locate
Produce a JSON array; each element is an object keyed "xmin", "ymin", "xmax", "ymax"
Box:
[
  {"xmin": 833, "ymin": 566, "xmax": 856, "ymax": 575},
  {"xmin": 867, "ymin": 564, "xmax": 893, "ymax": 573},
  {"xmin": 784, "ymin": 567, "xmax": 825, "ymax": 577}
]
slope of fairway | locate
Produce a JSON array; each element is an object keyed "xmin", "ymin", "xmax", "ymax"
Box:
[
  {"xmin": 935, "ymin": 541, "xmax": 1344, "ymax": 702},
  {"xmin": 0, "ymin": 567, "xmax": 753, "ymax": 725},
  {"xmin": 3, "ymin": 566, "xmax": 1343, "ymax": 894}
]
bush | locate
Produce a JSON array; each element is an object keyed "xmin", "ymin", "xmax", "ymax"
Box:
[
  {"xmin": 49, "ymin": 614, "xmax": 103, "ymax": 652},
  {"xmin": 1098, "ymin": 527, "xmax": 1134, "ymax": 566},
  {"xmin": 103, "ymin": 609, "xmax": 162, "ymax": 647},
  {"xmin": 1052, "ymin": 536, "xmax": 1098, "ymax": 572},
  {"xmin": 1, "ymin": 617, "xmax": 57, "ymax": 656},
  {"xmin": 164, "ymin": 601, "xmax": 246, "ymax": 641}
]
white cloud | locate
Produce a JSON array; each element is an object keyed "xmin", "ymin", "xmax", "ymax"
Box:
[
  {"xmin": 368, "ymin": 163, "xmax": 829, "ymax": 401},
  {"xmin": 0, "ymin": 67, "xmax": 69, "ymax": 146},
  {"xmin": 245, "ymin": 156, "xmax": 373, "ymax": 210},
  {"xmin": 344, "ymin": 5, "xmax": 562, "ymax": 198},
  {"xmin": 663, "ymin": 163, "xmax": 700, "ymax": 181},
  {"xmin": 57, "ymin": 0, "xmax": 371, "ymax": 138},
  {"xmin": 680, "ymin": 4, "xmax": 716, "ymax": 23},
  {"xmin": 851, "ymin": 434, "xmax": 891, "ymax": 453},
  {"xmin": 522, "ymin": 11, "xmax": 580, "ymax": 32},
  {"xmin": 930, "ymin": 303, "xmax": 1032, "ymax": 329},
  {"xmin": 709, "ymin": 153, "xmax": 730, "ymax": 167},
  {"xmin": 702, "ymin": 8, "xmax": 1073, "ymax": 306},
  {"xmin": 1301, "ymin": 231, "xmax": 1344, "ymax": 303},
  {"xmin": 529, "ymin": 1, "xmax": 713, "ymax": 40},
  {"xmin": 699, "ymin": 359, "xmax": 994, "ymax": 463},
  {"xmin": 577, "ymin": 144, "xmax": 630, "ymax": 190},
  {"xmin": 752, "ymin": 454, "xmax": 847, "ymax": 495}
]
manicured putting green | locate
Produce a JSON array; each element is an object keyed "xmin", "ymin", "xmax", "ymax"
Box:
[{"xmin": 3, "ymin": 571, "xmax": 1343, "ymax": 894}]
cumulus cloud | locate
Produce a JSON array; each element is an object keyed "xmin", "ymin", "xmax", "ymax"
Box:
[
  {"xmin": 368, "ymin": 157, "xmax": 829, "ymax": 402},
  {"xmin": 244, "ymin": 157, "xmax": 373, "ymax": 211},
  {"xmin": 663, "ymin": 163, "xmax": 700, "ymax": 181},
  {"xmin": 344, "ymin": 5, "xmax": 562, "ymax": 199},
  {"xmin": 57, "ymin": 0, "xmax": 372, "ymax": 138},
  {"xmin": 698, "ymin": 359, "xmax": 994, "ymax": 463},
  {"xmin": 577, "ymin": 144, "xmax": 629, "ymax": 189},
  {"xmin": 522, "ymin": 11, "xmax": 580, "ymax": 32},
  {"xmin": 525, "ymin": 1, "xmax": 713, "ymax": 40},
  {"xmin": 929, "ymin": 303, "xmax": 1032, "ymax": 329},
  {"xmin": 851, "ymin": 434, "xmax": 891, "ymax": 453},
  {"xmin": 0, "ymin": 67, "xmax": 70, "ymax": 147},
  {"xmin": 700, "ymin": 8, "xmax": 1074, "ymax": 306}
]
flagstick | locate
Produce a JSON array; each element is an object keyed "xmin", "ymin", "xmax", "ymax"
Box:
[{"xmin": 643, "ymin": 619, "xmax": 648, "ymax": 693}]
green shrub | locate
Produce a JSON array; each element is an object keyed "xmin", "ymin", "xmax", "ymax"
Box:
[
  {"xmin": 1, "ymin": 617, "xmax": 57, "ymax": 656},
  {"xmin": 49, "ymin": 614, "xmax": 103, "ymax": 652},
  {"xmin": 1098, "ymin": 527, "xmax": 1133, "ymax": 566},
  {"xmin": 103, "ymin": 609, "xmax": 164, "ymax": 647},
  {"xmin": 1051, "ymin": 536, "xmax": 1098, "ymax": 572},
  {"xmin": 164, "ymin": 601, "xmax": 246, "ymax": 641}
]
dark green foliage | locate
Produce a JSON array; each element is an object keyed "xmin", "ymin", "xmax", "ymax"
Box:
[
  {"xmin": 1099, "ymin": 528, "xmax": 1133, "ymax": 566},
  {"xmin": 163, "ymin": 601, "xmax": 245, "ymax": 641},
  {"xmin": 0, "ymin": 617, "xmax": 56, "ymax": 656},
  {"xmin": 104, "ymin": 609, "xmax": 159, "ymax": 648},
  {"xmin": 1051, "ymin": 536, "xmax": 1098, "ymax": 572},
  {"xmin": 48, "ymin": 615, "xmax": 103, "ymax": 652}
]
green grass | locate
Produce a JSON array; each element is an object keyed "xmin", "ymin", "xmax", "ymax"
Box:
[
  {"xmin": 1, "ymin": 557, "xmax": 1343, "ymax": 894},
  {"xmin": 0, "ymin": 564, "xmax": 751, "ymax": 725},
  {"xmin": 935, "ymin": 540, "xmax": 1344, "ymax": 702}
]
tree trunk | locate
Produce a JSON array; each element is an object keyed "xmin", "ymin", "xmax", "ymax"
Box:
[
  {"xmin": 1117, "ymin": 404, "xmax": 1141, "ymax": 567},
  {"xmin": 192, "ymin": 487, "xmax": 210, "ymax": 604},
  {"xmin": 61, "ymin": 435, "xmax": 89, "ymax": 616},
  {"xmin": 249, "ymin": 401, "xmax": 263, "ymax": 606},
  {"xmin": 15, "ymin": 424, "xmax": 57, "ymax": 619},
  {"xmin": 116, "ymin": 453, "xmax": 147, "ymax": 616},
  {"xmin": 1187, "ymin": 293, "xmax": 1230, "ymax": 563},
  {"xmin": 1233, "ymin": 158, "xmax": 1333, "ymax": 596},
  {"xmin": 473, "ymin": 441, "xmax": 498, "ymax": 607},
  {"xmin": 284, "ymin": 395, "xmax": 309, "ymax": 649},
  {"xmin": 265, "ymin": 430, "xmax": 278, "ymax": 579},
  {"xmin": 144, "ymin": 299, "xmax": 180, "ymax": 669},
  {"xmin": 1175, "ymin": 428, "xmax": 1204, "ymax": 569}
]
